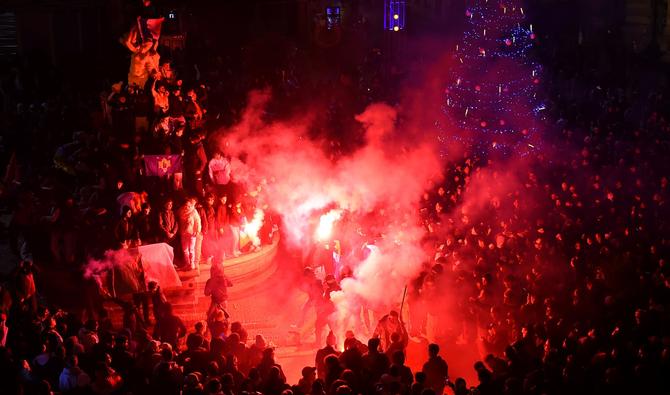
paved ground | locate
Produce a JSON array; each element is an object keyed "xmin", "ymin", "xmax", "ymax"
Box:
[
  {"xmin": 1, "ymin": 226, "xmax": 480, "ymax": 387},
  {"xmin": 158, "ymin": 253, "xmax": 480, "ymax": 386}
]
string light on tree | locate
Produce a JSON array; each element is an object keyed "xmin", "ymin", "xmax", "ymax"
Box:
[{"xmin": 442, "ymin": 0, "xmax": 544, "ymax": 154}]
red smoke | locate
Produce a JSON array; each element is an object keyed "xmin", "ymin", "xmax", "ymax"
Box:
[
  {"xmin": 207, "ymin": 40, "xmax": 552, "ymax": 384},
  {"xmin": 212, "ymin": 90, "xmax": 441, "ymax": 248},
  {"xmin": 211, "ymin": 89, "xmax": 443, "ymax": 336}
]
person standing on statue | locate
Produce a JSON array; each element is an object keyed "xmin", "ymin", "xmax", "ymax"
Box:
[
  {"xmin": 124, "ymin": 31, "xmax": 159, "ymax": 89},
  {"xmin": 184, "ymin": 131, "xmax": 207, "ymax": 197}
]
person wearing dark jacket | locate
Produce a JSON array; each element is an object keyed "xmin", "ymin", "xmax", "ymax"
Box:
[
  {"xmin": 255, "ymin": 348, "xmax": 287, "ymax": 384},
  {"xmin": 204, "ymin": 268, "xmax": 233, "ymax": 318},
  {"xmin": 361, "ymin": 337, "xmax": 390, "ymax": 393},
  {"xmin": 148, "ymin": 281, "xmax": 168, "ymax": 324},
  {"xmin": 158, "ymin": 199, "xmax": 178, "ymax": 244},
  {"xmin": 168, "ymin": 86, "xmax": 186, "ymax": 136},
  {"xmin": 115, "ymin": 206, "xmax": 137, "ymax": 248},
  {"xmin": 315, "ymin": 331, "xmax": 340, "ymax": 381},
  {"xmin": 215, "ymin": 194, "xmax": 230, "ymax": 259},
  {"xmin": 184, "ymin": 87, "xmax": 205, "ymax": 130},
  {"xmin": 422, "ymin": 343, "xmax": 449, "ymax": 395},
  {"xmin": 184, "ymin": 131, "xmax": 207, "ymax": 197},
  {"xmin": 135, "ymin": 202, "xmax": 155, "ymax": 244},
  {"xmin": 200, "ymin": 193, "xmax": 217, "ymax": 261},
  {"xmin": 154, "ymin": 303, "xmax": 186, "ymax": 350}
]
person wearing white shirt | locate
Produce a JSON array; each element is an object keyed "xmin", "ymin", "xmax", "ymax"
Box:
[{"xmin": 208, "ymin": 152, "xmax": 232, "ymax": 196}]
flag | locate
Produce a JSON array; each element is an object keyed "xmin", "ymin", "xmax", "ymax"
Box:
[
  {"xmin": 144, "ymin": 155, "xmax": 182, "ymax": 176},
  {"xmin": 137, "ymin": 16, "xmax": 164, "ymax": 42}
]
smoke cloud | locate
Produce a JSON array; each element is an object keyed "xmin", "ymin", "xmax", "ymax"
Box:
[{"xmin": 211, "ymin": 89, "xmax": 443, "ymax": 328}]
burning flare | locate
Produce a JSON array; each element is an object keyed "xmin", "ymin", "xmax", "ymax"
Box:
[
  {"xmin": 242, "ymin": 209, "xmax": 265, "ymax": 248},
  {"xmin": 316, "ymin": 209, "xmax": 343, "ymax": 241}
]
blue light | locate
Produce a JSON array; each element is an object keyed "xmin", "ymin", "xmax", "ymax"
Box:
[
  {"xmin": 384, "ymin": 0, "xmax": 406, "ymax": 31},
  {"xmin": 326, "ymin": 6, "xmax": 341, "ymax": 30},
  {"xmin": 442, "ymin": 0, "xmax": 543, "ymax": 154}
]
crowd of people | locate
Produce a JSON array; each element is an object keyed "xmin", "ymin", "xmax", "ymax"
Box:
[
  {"xmin": 1, "ymin": 0, "xmax": 670, "ymax": 394},
  {"xmin": 405, "ymin": 52, "xmax": 670, "ymax": 395}
]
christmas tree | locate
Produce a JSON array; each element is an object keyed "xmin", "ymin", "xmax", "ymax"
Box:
[{"xmin": 443, "ymin": 0, "xmax": 543, "ymax": 154}]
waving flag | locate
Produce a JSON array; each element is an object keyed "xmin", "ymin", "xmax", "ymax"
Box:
[
  {"xmin": 137, "ymin": 16, "xmax": 164, "ymax": 42},
  {"xmin": 144, "ymin": 155, "xmax": 182, "ymax": 176}
]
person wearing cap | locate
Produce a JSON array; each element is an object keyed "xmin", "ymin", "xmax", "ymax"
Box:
[{"xmin": 298, "ymin": 366, "xmax": 317, "ymax": 394}]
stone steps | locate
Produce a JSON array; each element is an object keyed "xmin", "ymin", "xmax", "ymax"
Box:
[{"xmin": 104, "ymin": 236, "xmax": 281, "ymax": 332}]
